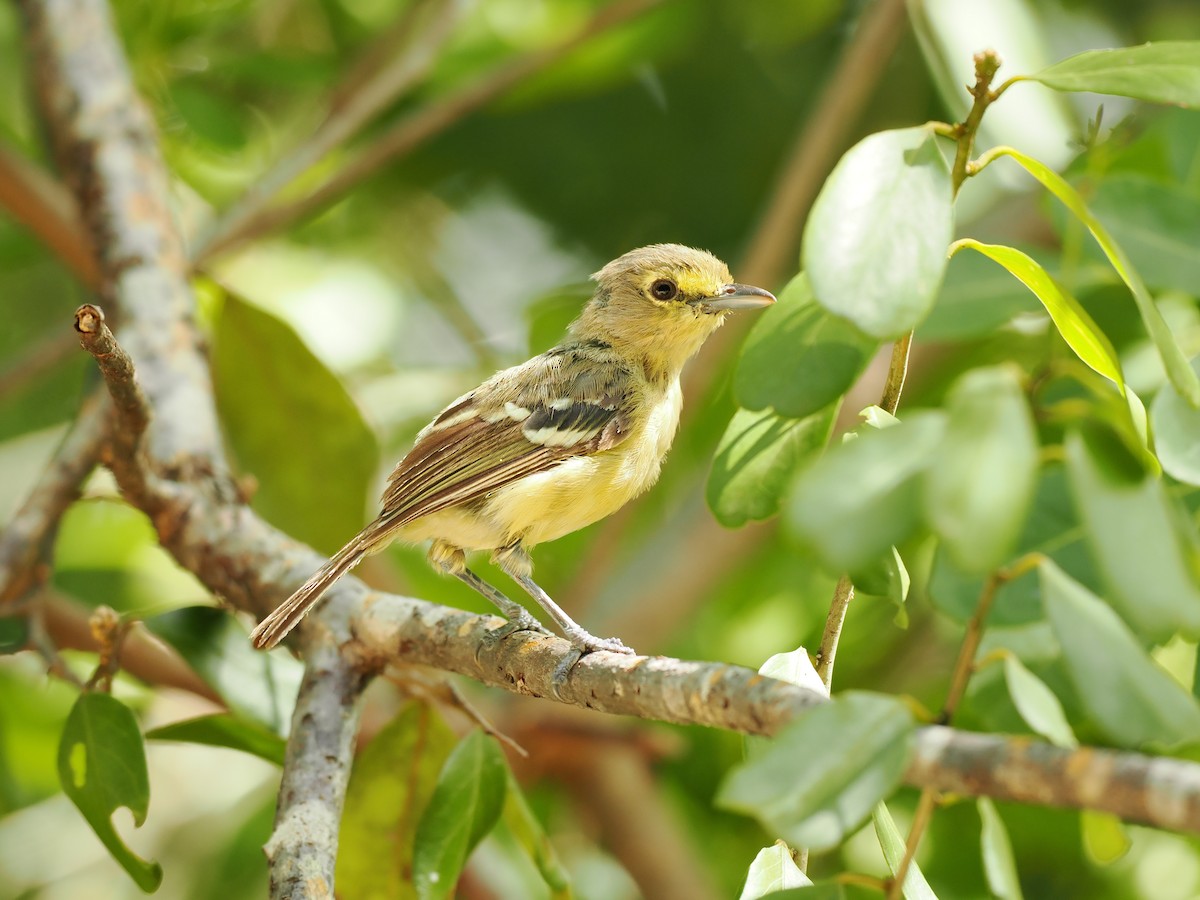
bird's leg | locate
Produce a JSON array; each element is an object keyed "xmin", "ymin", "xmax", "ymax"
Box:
[
  {"xmin": 428, "ymin": 541, "xmax": 550, "ymax": 639},
  {"xmin": 493, "ymin": 542, "xmax": 636, "ymax": 657}
]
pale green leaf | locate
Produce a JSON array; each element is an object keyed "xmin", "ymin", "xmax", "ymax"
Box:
[
  {"xmin": 740, "ymin": 842, "xmax": 812, "ymax": 900},
  {"xmin": 717, "ymin": 693, "xmax": 914, "ymax": 851},
  {"xmin": 1029, "ymin": 42, "xmax": 1200, "ymax": 108},
  {"xmin": 1002, "ymin": 655, "xmax": 1077, "ymax": 749},
  {"xmin": 978, "ymin": 799, "xmax": 1024, "ymax": 900},
  {"xmin": 951, "ymin": 240, "xmax": 1122, "ymax": 389},
  {"xmin": 989, "ymin": 147, "xmax": 1200, "ymax": 406},
  {"xmin": 803, "ymin": 127, "xmax": 954, "ymax": 338},
  {"xmin": 872, "ymin": 802, "xmax": 938, "ymax": 900}
]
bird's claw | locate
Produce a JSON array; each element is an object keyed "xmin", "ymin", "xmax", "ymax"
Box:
[
  {"xmin": 549, "ymin": 630, "xmax": 637, "ymax": 698},
  {"xmin": 481, "ymin": 609, "xmax": 552, "ymax": 648}
]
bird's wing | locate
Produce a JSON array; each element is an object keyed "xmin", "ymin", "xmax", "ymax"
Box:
[{"xmin": 379, "ymin": 343, "xmax": 637, "ymax": 525}]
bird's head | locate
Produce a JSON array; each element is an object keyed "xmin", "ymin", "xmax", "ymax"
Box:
[{"xmin": 574, "ymin": 244, "xmax": 775, "ymax": 378}]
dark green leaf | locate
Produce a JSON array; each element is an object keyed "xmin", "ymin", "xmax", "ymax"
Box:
[
  {"xmin": 57, "ymin": 693, "xmax": 162, "ymax": 892},
  {"xmin": 1065, "ymin": 428, "xmax": 1200, "ymax": 641},
  {"xmin": 992, "ymin": 148, "xmax": 1200, "ymax": 406},
  {"xmin": 739, "ymin": 842, "xmax": 812, "ymax": 899},
  {"xmin": 803, "ymin": 127, "xmax": 954, "ymax": 338},
  {"xmin": 717, "ymin": 692, "xmax": 914, "ymax": 851},
  {"xmin": 1002, "ymin": 655, "xmax": 1077, "ymax": 749},
  {"xmin": 144, "ymin": 606, "xmax": 302, "ymax": 735},
  {"xmin": 872, "ymin": 802, "xmax": 939, "ymax": 900},
  {"xmin": 1029, "ymin": 42, "xmax": 1200, "ymax": 108},
  {"xmin": 1151, "ymin": 356, "xmax": 1200, "ymax": 486},
  {"xmin": 735, "ymin": 273, "xmax": 879, "ymax": 418},
  {"xmin": 951, "ymin": 241, "xmax": 1122, "ymax": 389},
  {"xmin": 337, "ymin": 702, "xmax": 458, "ymax": 899},
  {"xmin": 924, "ymin": 366, "xmax": 1039, "ymax": 573},
  {"xmin": 1040, "ymin": 560, "xmax": 1200, "ymax": 748},
  {"xmin": 978, "ymin": 799, "xmax": 1024, "ymax": 900},
  {"xmin": 211, "ymin": 283, "xmax": 378, "ymax": 555},
  {"xmin": 0, "ymin": 615, "xmax": 28, "ymax": 653},
  {"xmin": 413, "ymin": 730, "xmax": 509, "ymax": 900},
  {"xmin": 145, "ymin": 713, "xmax": 287, "ymax": 766},
  {"xmin": 707, "ymin": 403, "xmax": 837, "ymax": 527},
  {"xmin": 787, "ymin": 413, "xmax": 945, "ymax": 573},
  {"xmin": 928, "ymin": 465, "xmax": 1092, "ymax": 626},
  {"xmin": 1091, "ymin": 175, "xmax": 1200, "ymax": 295}
]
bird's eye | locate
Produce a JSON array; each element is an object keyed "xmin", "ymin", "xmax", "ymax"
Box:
[{"xmin": 650, "ymin": 279, "xmax": 678, "ymax": 301}]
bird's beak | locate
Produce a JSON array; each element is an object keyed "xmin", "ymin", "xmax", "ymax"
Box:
[{"xmin": 692, "ymin": 283, "xmax": 777, "ymax": 314}]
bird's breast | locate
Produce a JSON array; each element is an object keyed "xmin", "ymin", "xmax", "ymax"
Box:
[{"xmin": 482, "ymin": 379, "xmax": 683, "ymax": 547}]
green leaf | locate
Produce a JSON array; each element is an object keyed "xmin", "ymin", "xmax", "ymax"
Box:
[
  {"xmin": 923, "ymin": 366, "xmax": 1039, "ymax": 573},
  {"xmin": 708, "ymin": 403, "xmax": 838, "ymax": 527},
  {"xmin": 951, "ymin": 240, "xmax": 1122, "ymax": 390},
  {"xmin": 872, "ymin": 802, "xmax": 938, "ymax": 900},
  {"xmin": 144, "ymin": 607, "xmax": 302, "ymax": 735},
  {"xmin": 413, "ymin": 730, "xmax": 509, "ymax": 900},
  {"xmin": 1065, "ymin": 428, "xmax": 1200, "ymax": 641},
  {"xmin": 145, "ymin": 713, "xmax": 287, "ymax": 766},
  {"xmin": 1040, "ymin": 560, "xmax": 1200, "ymax": 748},
  {"xmin": 1029, "ymin": 42, "xmax": 1200, "ymax": 108},
  {"xmin": 1002, "ymin": 655, "xmax": 1077, "ymax": 749},
  {"xmin": 787, "ymin": 413, "xmax": 945, "ymax": 573},
  {"xmin": 739, "ymin": 842, "xmax": 812, "ymax": 900},
  {"xmin": 211, "ymin": 283, "xmax": 378, "ymax": 555},
  {"xmin": 0, "ymin": 615, "xmax": 28, "ymax": 654},
  {"xmin": 337, "ymin": 703, "xmax": 458, "ymax": 900},
  {"xmin": 1080, "ymin": 810, "xmax": 1131, "ymax": 865},
  {"xmin": 735, "ymin": 273, "xmax": 879, "ymax": 419},
  {"xmin": 57, "ymin": 693, "xmax": 163, "ymax": 892},
  {"xmin": 978, "ymin": 799, "xmax": 1024, "ymax": 900},
  {"xmin": 1151, "ymin": 356, "xmax": 1200, "ymax": 485},
  {"xmin": 717, "ymin": 692, "xmax": 914, "ymax": 852},
  {"xmin": 803, "ymin": 127, "xmax": 954, "ymax": 338},
  {"xmin": 501, "ymin": 773, "xmax": 572, "ymax": 899},
  {"xmin": 1090, "ymin": 175, "xmax": 1200, "ymax": 295},
  {"xmin": 989, "ymin": 147, "xmax": 1200, "ymax": 407},
  {"xmin": 919, "ymin": 245, "xmax": 1041, "ymax": 342}
]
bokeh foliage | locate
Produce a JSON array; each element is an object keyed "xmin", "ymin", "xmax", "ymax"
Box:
[{"xmin": 3, "ymin": 0, "xmax": 1200, "ymax": 898}]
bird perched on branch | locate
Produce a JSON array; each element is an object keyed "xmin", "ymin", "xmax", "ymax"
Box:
[{"xmin": 250, "ymin": 244, "xmax": 775, "ymax": 655}]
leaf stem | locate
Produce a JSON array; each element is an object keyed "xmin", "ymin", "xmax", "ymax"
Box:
[{"xmin": 951, "ymin": 50, "xmax": 1004, "ymax": 196}]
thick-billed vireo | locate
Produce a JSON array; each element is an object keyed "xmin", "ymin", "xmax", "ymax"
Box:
[{"xmin": 250, "ymin": 244, "xmax": 775, "ymax": 654}]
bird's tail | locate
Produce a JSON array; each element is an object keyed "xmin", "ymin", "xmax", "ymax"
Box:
[{"xmin": 250, "ymin": 521, "xmax": 387, "ymax": 650}]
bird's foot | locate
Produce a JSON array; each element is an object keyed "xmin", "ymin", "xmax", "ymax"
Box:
[
  {"xmin": 482, "ymin": 607, "xmax": 552, "ymax": 647},
  {"xmin": 550, "ymin": 628, "xmax": 637, "ymax": 697}
]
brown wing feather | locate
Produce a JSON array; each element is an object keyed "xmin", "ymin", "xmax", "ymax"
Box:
[{"xmin": 380, "ymin": 345, "xmax": 636, "ymax": 524}]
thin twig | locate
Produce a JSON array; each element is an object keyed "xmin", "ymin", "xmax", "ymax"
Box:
[
  {"xmin": 195, "ymin": 0, "xmax": 664, "ymax": 262},
  {"xmin": 951, "ymin": 50, "xmax": 1003, "ymax": 196},
  {"xmin": 193, "ymin": 0, "xmax": 467, "ymax": 262},
  {"xmin": 815, "ymin": 575, "xmax": 854, "ymax": 689},
  {"xmin": 887, "ymin": 552, "xmax": 1042, "ymax": 898},
  {"xmin": 878, "ymin": 331, "xmax": 913, "ymax": 417},
  {"xmin": 0, "ymin": 393, "xmax": 106, "ymax": 605}
]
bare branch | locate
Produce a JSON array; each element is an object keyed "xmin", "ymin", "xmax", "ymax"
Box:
[
  {"xmin": 0, "ymin": 394, "xmax": 105, "ymax": 605},
  {"xmin": 268, "ymin": 642, "xmax": 367, "ymax": 900},
  {"xmin": 195, "ymin": 0, "xmax": 665, "ymax": 262},
  {"xmin": 22, "ymin": 0, "xmax": 228, "ymax": 476}
]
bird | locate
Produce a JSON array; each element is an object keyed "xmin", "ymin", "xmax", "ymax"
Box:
[{"xmin": 250, "ymin": 244, "xmax": 775, "ymax": 655}]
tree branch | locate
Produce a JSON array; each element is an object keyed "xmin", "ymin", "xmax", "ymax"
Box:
[
  {"xmin": 268, "ymin": 642, "xmax": 367, "ymax": 900},
  {"xmin": 0, "ymin": 393, "xmax": 105, "ymax": 605}
]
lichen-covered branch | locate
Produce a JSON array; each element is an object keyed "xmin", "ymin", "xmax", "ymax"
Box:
[{"xmin": 268, "ymin": 643, "xmax": 366, "ymax": 900}]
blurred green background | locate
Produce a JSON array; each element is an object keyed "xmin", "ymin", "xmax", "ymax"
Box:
[{"xmin": 2, "ymin": 0, "xmax": 1200, "ymax": 897}]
